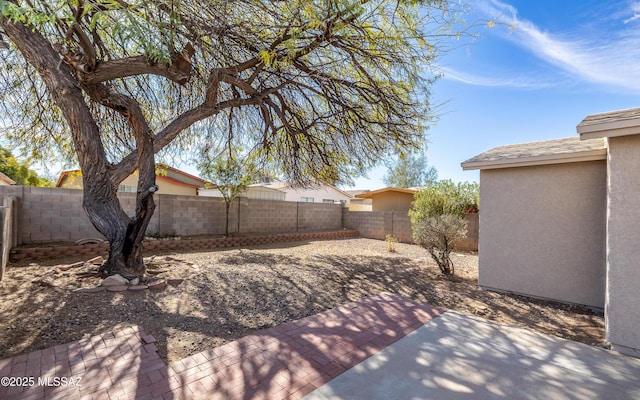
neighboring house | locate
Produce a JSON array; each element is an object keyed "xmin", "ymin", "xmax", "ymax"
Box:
[
  {"xmin": 461, "ymin": 106, "xmax": 640, "ymax": 358},
  {"xmin": 199, "ymin": 184, "xmax": 287, "ymax": 201},
  {"xmin": 56, "ymin": 164, "xmax": 208, "ymax": 196},
  {"xmin": 0, "ymin": 172, "xmax": 15, "ymax": 186},
  {"xmin": 355, "ymin": 187, "xmax": 417, "ymax": 212},
  {"xmin": 345, "ymin": 190, "xmax": 372, "ymax": 211},
  {"xmin": 262, "ymin": 181, "xmax": 352, "ymax": 204}
]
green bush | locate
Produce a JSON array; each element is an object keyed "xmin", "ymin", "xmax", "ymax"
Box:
[{"xmin": 409, "ymin": 180, "xmax": 478, "ymax": 276}]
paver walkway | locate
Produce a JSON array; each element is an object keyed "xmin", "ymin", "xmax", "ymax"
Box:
[{"xmin": 0, "ymin": 293, "xmax": 444, "ymax": 399}]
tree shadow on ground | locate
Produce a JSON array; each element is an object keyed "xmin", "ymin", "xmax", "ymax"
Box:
[{"xmin": 0, "ymin": 245, "xmax": 605, "ymax": 397}]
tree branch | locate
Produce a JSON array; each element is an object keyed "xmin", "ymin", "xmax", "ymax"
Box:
[{"xmin": 78, "ymin": 55, "xmax": 192, "ymax": 85}]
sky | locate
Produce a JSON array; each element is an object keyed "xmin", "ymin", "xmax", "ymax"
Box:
[{"xmin": 345, "ymin": 0, "xmax": 640, "ymax": 191}]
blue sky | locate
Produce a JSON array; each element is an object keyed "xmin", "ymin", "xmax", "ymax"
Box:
[{"xmin": 345, "ymin": 0, "xmax": 640, "ymax": 190}]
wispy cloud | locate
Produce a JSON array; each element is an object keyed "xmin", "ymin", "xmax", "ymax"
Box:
[
  {"xmin": 451, "ymin": 0, "xmax": 640, "ymax": 92},
  {"xmin": 440, "ymin": 67, "xmax": 557, "ymax": 89},
  {"xmin": 624, "ymin": 2, "xmax": 640, "ymax": 23}
]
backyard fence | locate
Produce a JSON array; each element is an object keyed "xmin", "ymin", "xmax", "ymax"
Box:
[
  {"xmin": 0, "ymin": 185, "xmax": 479, "ymax": 263},
  {"xmin": 0, "ymin": 186, "xmax": 344, "ymax": 245},
  {"xmin": 343, "ymin": 209, "xmax": 479, "ymax": 251},
  {"xmin": 0, "ymin": 196, "xmax": 17, "ymax": 280}
]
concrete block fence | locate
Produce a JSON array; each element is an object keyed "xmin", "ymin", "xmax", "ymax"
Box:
[
  {"xmin": 343, "ymin": 209, "xmax": 479, "ymax": 251},
  {"xmin": 0, "ymin": 186, "xmax": 478, "ymax": 264},
  {"xmin": 0, "ymin": 186, "xmax": 344, "ymax": 245}
]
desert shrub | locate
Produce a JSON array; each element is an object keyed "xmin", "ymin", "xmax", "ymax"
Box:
[
  {"xmin": 409, "ymin": 180, "xmax": 477, "ymax": 275},
  {"xmin": 385, "ymin": 234, "xmax": 399, "ymax": 253},
  {"xmin": 412, "ymin": 214, "xmax": 467, "ymax": 275}
]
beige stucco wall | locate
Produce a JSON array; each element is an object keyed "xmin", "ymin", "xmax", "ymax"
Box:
[
  {"xmin": 478, "ymin": 161, "xmax": 607, "ymax": 308},
  {"xmin": 58, "ymin": 173, "xmax": 83, "ymax": 189},
  {"xmin": 605, "ymin": 135, "xmax": 640, "ymax": 356},
  {"xmin": 121, "ymin": 174, "xmax": 198, "ymax": 196},
  {"xmin": 281, "ymin": 185, "xmax": 350, "ymax": 203},
  {"xmin": 60, "ymin": 172, "xmax": 199, "ymax": 196},
  {"xmin": 370, "ymin": 191, "xmax": 415, "ymax": 212}
]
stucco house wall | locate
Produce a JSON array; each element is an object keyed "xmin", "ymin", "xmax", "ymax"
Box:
[
  {"xmin": 478, "ymin": 161, "xmax": 607, "ymax": 308},
  {"xmin": 263, "ymin": 182, "xmax": 352, "ymax": 204},
  {"xmin": 463, "ymin": 107, "xmax": 640, "ymax": 358},
  {"xmin": 369, "ymin": 191, "xmax": 415, "ymax": 212},
  {"xmin": 198, "ymin": 185, "xmax": 287, "ymax": 201},
  {"xmin": 354, "ymin": 187, "xmax": 417, "ymax": 212},
  {"xmin": 576, "ymin": 108, "xmax": 640, "ymax": 357},
  {"xmin": 606, "ymin": 135, "xmax": 640, "ymax": 355},
  {"xmin": 57, "ymin": 165, "xmax": 206, "ymax": 196}
]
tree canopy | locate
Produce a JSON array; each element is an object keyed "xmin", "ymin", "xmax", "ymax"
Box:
[
  {"xmin": 0, "ymin": 0, "xmax": 472, "ymax": 276},
  {"xmin": 0, "ymin": 146, "xmax": 53, "ymax": 186},
  {"xmin": 0, "ymin": 0, "xmax": 469, "ymax": 182},
  {"xmin": 383, "ymin": 151, "xmax": 438, "ymax": 188}
]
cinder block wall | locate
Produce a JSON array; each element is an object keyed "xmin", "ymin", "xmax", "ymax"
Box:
[
  {"xmin": 343, "ymin": 209, "xmax": 478, "ymax": 250},
  {"xmin": 0, "ymin": 186, "xmax": 344, "ymax": 244}
]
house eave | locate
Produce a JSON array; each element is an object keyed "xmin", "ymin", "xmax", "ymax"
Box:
[
  {"xmin": 578, "ymin": 125, "xmax": 640, "ymax": 140},
  {"xmin": 577, "ymin": 107, "xmax": 640, "ymax": 139},
  {"xmin": 461, "ymin": 150, "xmax": 607, "ymax": 171}
]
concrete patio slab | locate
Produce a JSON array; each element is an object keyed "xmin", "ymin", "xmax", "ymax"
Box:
[{"xmin": 304, "ymin": 311, "xmax": 640, "ymax": 400}]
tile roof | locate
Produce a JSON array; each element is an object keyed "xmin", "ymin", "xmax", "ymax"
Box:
[{"xmin": 461, "ymin": 137, "xmax": 607, "ymax": 171}]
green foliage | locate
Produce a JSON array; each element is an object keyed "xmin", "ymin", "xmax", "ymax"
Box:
[
  {"xmin": 0, "ymin": 0, "xmax": 473, "ymax": 186},
  {"xmin": 409, "ymin": 179, "xmax": 478, "ymax": 276},
  {"xmin": 197, "ymin": 149, "xmax": 259, "ymax": 236},
  {"xmin": 199, "ymin": 155, "xmax": 257, "ymax": 205},
  {"xmin": 383, "ymin": 151, "xmax": 438, "ymax": 188},
  {"xmin": 385, "ymin": 234, "xmax": 399, "ymax": 253},
  {"xmin": 0, "ymin": 146, "xmax": 53, "ymax": 186},
  {"xmin": 409, "ymin": 179, "xmax": 478, "ymax": 221}
]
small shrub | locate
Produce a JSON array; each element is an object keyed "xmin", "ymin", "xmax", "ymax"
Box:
[
  {"xmin": 412, "ymin": 214, "xmax": 467, "ymax": 275},
  {"xmin": 385, "ymin": 234, "xmax": 399, "ymax": 253},
  {"xmin": 409, "ymin": 179, "xmax": 477, "ymax": 277}
]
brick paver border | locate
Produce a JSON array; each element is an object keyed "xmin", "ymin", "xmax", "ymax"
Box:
[
  {"xmin": 0, "ymin": 293, "xmax": 444, "ymax": 399},
  {"xmin": 10, "ymin": 230, "xmax": 360, "ymax": 262}
]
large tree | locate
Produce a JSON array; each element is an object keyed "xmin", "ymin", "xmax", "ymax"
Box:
[{"xmin": 0, "ymin": 0, "xmax": 468, "ymax": 277}]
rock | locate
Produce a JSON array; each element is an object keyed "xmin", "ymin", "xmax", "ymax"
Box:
[
  {"xmin": 101, "ymin": 274, "xmax": 129, "ymax": 286},
  {"xmin": 128, "ymin": 285, "xmax": 148, "ymax": 291},
  {"xmin": 130, "ymin": 277, "xmax": 140, "ymax": 286},
  {"xmin": 73, "ymin": 286, "xmax": 106, "ymax": 293},
  {"xmin": 147, "ymin": 279, "xmax": 167, "ymax": 290},
  {"xmin": 87, "ymin": 256, "xmax": 105, "ymax": 265},
  {"xmin": 167, "ymin": 279, "xmax": 184, "ymax": 286},
  {"xmin": 106, "ymin": 285, "xmax": 129, "ymax": 292}
]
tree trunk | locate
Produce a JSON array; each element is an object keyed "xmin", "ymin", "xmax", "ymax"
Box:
[
  {"xmin": 4, "ymin": 13, "xmax": 162, "ymax": 278},
  {"xmin": 225, "ymin": 201, "xmax": 231, "ymax": 237},
  {"xmin": 82, "ymin": 166, "xmax": 157, "ymax": 279}
]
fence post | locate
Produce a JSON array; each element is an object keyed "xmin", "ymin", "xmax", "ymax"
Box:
[{"xmin": 1, "ymin": 196, "xmax": 17, "ymax": 281}]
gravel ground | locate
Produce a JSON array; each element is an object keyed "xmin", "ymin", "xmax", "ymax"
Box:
[{"xmin": 0, "ymin": 238, "xmax": 604, "ymax": 363}]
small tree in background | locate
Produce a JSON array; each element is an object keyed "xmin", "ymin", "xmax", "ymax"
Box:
[
  {"xmin": 198, "ymin": 152, "xmax": 258, "ymax": 237},
  {"xmin": 383, "ymin": 151, "xmax": 438, "ymax": 188},
  {"xmin": 409, "ymin": 180, "xmax": 479, "ymax": 276}
]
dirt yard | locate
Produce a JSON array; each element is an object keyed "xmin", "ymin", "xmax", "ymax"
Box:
[{"xmin": 0, "ymin": 238, "xmax": 605, "ymax": 363}]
